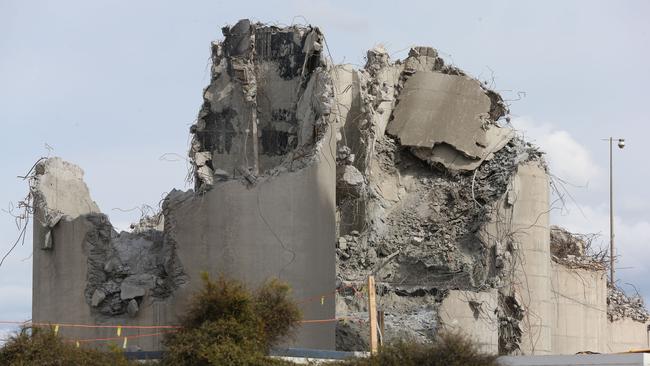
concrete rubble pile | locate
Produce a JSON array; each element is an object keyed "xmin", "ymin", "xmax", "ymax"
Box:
[
  {"xmin": 331, "ymin": 45, "xmax": 545, "ymax": 351},
  {"xmin": 550, "ymin": 225, "xmax": 607, "ymax": 271},
  {"xmin": 28, "ymin": 19, "xmax": 650, "ymax": 355},
  {"xmin": 608, "ymin": 286, "xmax": 650, "ymax": 322}
]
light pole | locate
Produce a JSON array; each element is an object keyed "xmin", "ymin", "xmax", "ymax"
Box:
[{"xmin": 605, "ymin": 137, "xmax": 625, "ymax": 286}]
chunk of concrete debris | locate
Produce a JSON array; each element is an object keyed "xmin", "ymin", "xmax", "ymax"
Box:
[
  {"xmin": 337, "ymin": 146, "xmax": 355, "ymax": 165},
  {"xmin": 193, "ymin": 151, "xmax": 212, "ymax": 167},
  {"xmin": 338, "ymin": 165, "xmax": 365, "ymax": 187},
  {"xmin": 196, "ymin": 165, "xmax": 214, "ymax": 187},
  {"xmin": 119, "ymin": 274, "xmax": 155, "ymax": 300},
  {"xmin": 338, "ymin": 237, "xmax": 348, "ymax": 250},
  {"xmin": 91, "ymin": 289, "xmax": 106, "ymax": 307},
  {"xmin": 120, "ymin": 283, "xmax": 146, "ymax": 300},
  {"xmin": 403, "ymin": 47, "xmax": 446, "ymax": 74},
  {"xmin": 387, "ymin": 71, "xmax": 513, "ymax": 171},
  {"xmin": 43, "ymin": 229, "xmax": 54, "ymax": 250},
  {"xmin": 127, "ymin": 299, "xmax": 139, "ymax": 317}
]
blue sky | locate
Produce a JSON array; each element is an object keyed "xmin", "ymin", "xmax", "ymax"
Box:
[{"xmin": 1, "ymin": 0, "xmax": 649, "ymax": 338}]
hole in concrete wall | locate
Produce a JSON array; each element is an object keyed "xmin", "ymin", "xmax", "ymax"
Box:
[{"xmin": 196, "ymin": 109, "xmax": 238, "ymax": 155}]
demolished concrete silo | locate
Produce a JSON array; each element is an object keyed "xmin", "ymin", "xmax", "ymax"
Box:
[
  {"xmin": 30, "ymin": 19, "xmax": 649, "ymax": 356},
  {"xmin": 31, "ymin": 20, "xmax": 336, "ymax": 351}
]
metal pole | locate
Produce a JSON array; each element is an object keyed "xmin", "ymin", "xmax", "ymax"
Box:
[{"xmin": 609, "ymin": 137, "xmax": 615, "ymax": 286}]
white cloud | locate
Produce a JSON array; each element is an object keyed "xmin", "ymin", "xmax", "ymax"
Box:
[
  {"xmin": 511, "ymin": 116, "xmax": 650, "ymax": 303},
  {"xmin": 511, "ymin": 116, "xmax": 601, "ymax": 188}
]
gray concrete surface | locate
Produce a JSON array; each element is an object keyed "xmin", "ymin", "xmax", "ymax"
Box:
[
  {"xmin": 163, "ymin": 149, "xmax": 336, "ymax": 349},
  {"xmin": 438, "ymin": 289, "xmax": 499, "ymax": 354},
  {"xmin": 510, "ymin": 162, "xmax": 553, "ymax": 355}
]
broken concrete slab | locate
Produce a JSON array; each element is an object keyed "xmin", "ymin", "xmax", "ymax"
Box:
[
  {"xmin": 120, "ymin": 282, "xmax": 146, "ymax": 300},
  {"xmin": 32, "ymin": 157, "xmax": 100, "ymax": 218},
  {"xmin": 389, "ymin": 71, "xmax": 493, "ymax": 154},
  {"xmin": 403, "ymin": 47, "xmax": 446, "ymax": 74},
  {"xmin": 388, "ymin": 72, "xmax": 491, "ymax": 158},
  {"xmin": 412, "ymin": 125, "xmax": 514, "ymax": 171},
  {"xmin": 91, "ymin": 289, "xmax": 105, "ymax": 307},
  {"xmin": 31, "ymin": 158, "xmax": 100, "ymax": 249},
  {"xmin": 387, "ymin": 71, "xmax": 513, "ymax": 171}
]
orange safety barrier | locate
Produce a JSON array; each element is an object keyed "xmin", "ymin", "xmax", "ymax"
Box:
[
  {"xmin": 0, "ymin": 320, "xmax": 181, "ymax": 329},
  {"xmin": 67, "ymin": 331, "xmax": 178, "ymax": 344}
]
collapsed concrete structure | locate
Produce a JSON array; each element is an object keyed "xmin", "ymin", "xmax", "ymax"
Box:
[
  {"xmin": 32, "ymin": 20, "xmax": 335, "ymax": 350},
  {"xmin": 30, "ymin": 19, "xmax": 650, "ymax": 354}
]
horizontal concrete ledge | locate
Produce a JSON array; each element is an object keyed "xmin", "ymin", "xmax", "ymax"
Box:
[{"xmin": 498, "ymin": 353, "xmax": 650, "ymax": 365}]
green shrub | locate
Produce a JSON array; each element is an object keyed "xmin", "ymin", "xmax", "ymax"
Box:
[
  {"xmin": 254, "ymin": 279, "xmax": 302, "ymax": 348},
  {"xmin": 337, "ymin": 332, "xmax": 498, "ymax": 366},
  {"xmin": 0, "ymin": 326, "xmax": 134, "ymax": 366},
  {"xmin": 162, "ymin": 273, "xmax": 302, "ymax": 366}
]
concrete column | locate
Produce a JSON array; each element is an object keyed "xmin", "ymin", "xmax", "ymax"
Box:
[{"xmin": 510, "ymin": 162, "xmax": 552, "ymax": 354}]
